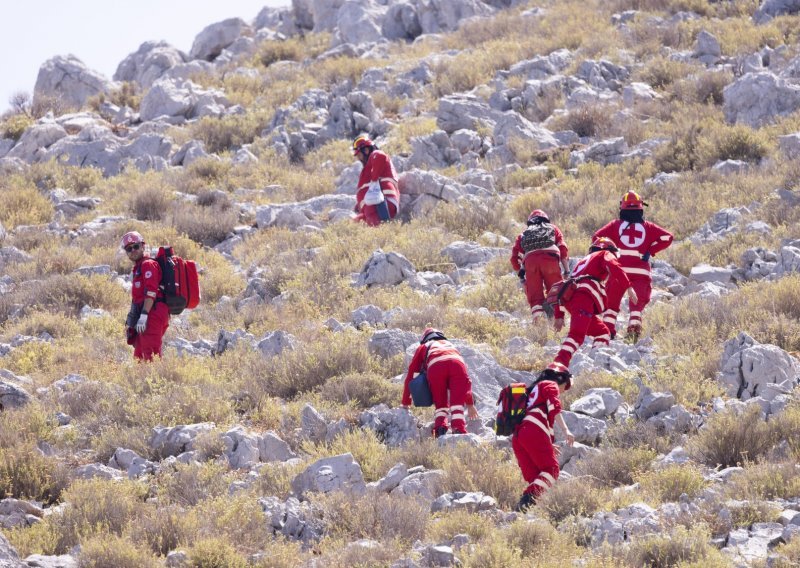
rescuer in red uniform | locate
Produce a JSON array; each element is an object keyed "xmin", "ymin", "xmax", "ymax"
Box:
[
  {"xmin": 402, "ymin": 328, "xmax": 479, "ymax": 437},
  {"xmin": 593, "ymin": 191, "xmax": 673, "ymax": 342},
  {"xmin": 352, "ymin": 135, "xmax": 400, "ymax": 226},
  {"xmin": 122, "ymin": 231, "xmax": 170, "ymax": 361}
]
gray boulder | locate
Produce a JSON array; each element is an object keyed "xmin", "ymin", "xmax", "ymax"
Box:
[
  {"xmin": 723, "ymin": 72, "xmax": 800, "ymax": 127},
  {"xmin": 259, "ymin": 431, "xmax": 297, "ymax": 463},
  {"xmin": 368, "ymin": 329, "xmax": 420, "ymax": 359},
  {"xmin": 24, "ymin": 555, "xmax": 77, "ymax": 568},
  {"xmin": 73, "ymin": 464, "xmax": 125, "ymax": 481},
  {"xmin": 222, "ymin": 427, "xmax": 262, "ymax": 470},
  {"xmin": 360, "ymin": 405, "xmax": 420, "ymax": 446},
  {"xmin": 108, "ymin": 448, "xmax": 155, "ymax": 478},
  {"xmin": 0, "ymin": 380, "xmax": 31, "ymax": 410},
  {"xmin": 335, "ymin": 1, "xmax": 386, "ymax": 45},
  {"xmin": 259, "ymin": 496, "xmax": 323, "ymax": 544},
  {"xmin": 139, "ymin": 79, "xmax": 230, "ymax": 122},
  {"xmin": 7, "ymin": 121, "xmax": 68, "ymax": 162},
  {"xmin": 390, "ymin": 470, "xmax": 445, "ymax": 501},
  {"xmin": 417, "ymin": 0, "xmax": 495, "ymax": 33},
  {"xmin": 753, "ymin": 0, "xmax": 800, "ymax": 24},
  {"xmin": 431, "ymin": 492, "xmax": 497, "ymax": 513},
  {"xmin": 150, "ymin": 422, "xmax": 216, "ymax": 457},
  {"xmin": 257, "ymin": 331, "xmax": 297, "ymax": 358},
  {"xmin": 190, "ymin": 18, "xmax": 250, "ymax": 61},
  {"xmin": 778, "ymin": 132, "xmax": 800, "ymax": 159},
  {"xmin": 441, "ymin": 241, "xmax": 506, "ymax": 268},
  {"xmin": 33, "ymin": 55, "xmax": 114, "ymax": 110},
  {"xmin": 719, "ymin": 332, "xmax": 799, "ymax": 400},
  {"xmin": 0, "ymin": 531, "xmax": 23, "ymax": 568},
  {"xmin": 114, "ymin": 41, "xmax": 187, "ymax": 88},
  {"xmin": 255, "ymin": 194, "xmax": 355, "ymax": 229},
  {"xmin": 291, "ymin": 453, "xmax": 367, "ymax": 499},
  {"xmin": 355, "ymin": 250, "xmax": 417, "ymax": 288},
  {"xmin": 634, "ymin": 386, "xmax": 675, "ymax": 420},
  {"xmin": 437, "ymin": 93, "xmax": 501, "ymax": 133},
  {"xmin": 562, "ymin": 411, "xmax": 607, "ymax": 445},
  {"xmin": 570, "ymin": 388, "xmax": 623, "ymax": 418}
]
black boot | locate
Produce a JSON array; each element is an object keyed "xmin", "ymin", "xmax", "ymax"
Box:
[
  {"xmin": 433, "ymin": 425, "xmax": 449, "ymax": 438},
  {"xmin": 514, "ymin": 493, "xmax": 536, "ymax": 512}
]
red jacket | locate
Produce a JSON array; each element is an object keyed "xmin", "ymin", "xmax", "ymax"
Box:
[
  {"xmin": 520, "ymin": 380, "xmax": 562, "ymax": 442},
  {"xmin": 131, "ymin": 256, "xmax": 163, "ymax": 305},
  {"xmin": 356, "ymin": 150, "xmax": 399, "ymax": 213},
  {"xmin": 402, "ymin": 340, "xmax": 474, "ymax": 407},
  {"xmin": 510, "ymin": 224, "xmax": 569, "ymax": 271},
  {"xmin": 593, "ymin": 220, "xmax": 673, "ymax": 279},
  {"xmin": 569, "ymin": 250, "xmax": 631, "ymax": 313}
]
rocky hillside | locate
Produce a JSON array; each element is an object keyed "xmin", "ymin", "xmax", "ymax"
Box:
[{"xmin": 2, "ymin": 0, "xmax": 800, "ymax": 566}]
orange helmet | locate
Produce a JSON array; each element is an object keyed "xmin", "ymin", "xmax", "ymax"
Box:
[
  {"xmin": 527, "ymin": 209, "xmax": 549, "ymax": 224},
  {"xmin": 590, "ymin": 236, "xmax": 618, "ymax": 253},
  {"xmin": 352, "ymin": 135, "xmax": 374, "ymax": 156},
  {"xmin": 620, "ymin": 191, "xmax": 647, "ymax": 210},
  {"xmin": 120, "ymin": 231, "xmax": 144, "ymax": 249}
]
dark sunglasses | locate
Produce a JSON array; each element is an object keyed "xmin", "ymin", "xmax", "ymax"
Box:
[{"xmin": 124, "ymin": 243, "xmax": 141, "ymax": 253}]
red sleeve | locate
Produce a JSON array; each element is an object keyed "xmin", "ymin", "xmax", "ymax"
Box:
[
  {"xmin": 604, "ymin": 252, "xmax": 631, "ymax": 288},
  {"xmin": 141, "ymin": 259, "xmax": 162, "ymax": 299},
  {"xmin": 646, "ymin": 222, "xmax": 673, "ymax": 257},
  {"xmin": 540, "ymin": 382, "xmax": 562, "ymax": 422},
  {"xmin": 554, "ymin": 226, "xmax": 569, "ymax": 261},
  {"xmin": 593, "ymin": 221, "xmax": 615, "ymax": 241},
  {"xmin": 510, "ymin": 234, "xmax": 523, "ymax": 271},
  {"xmin": 371, "ymin": 151, "xmax": 398, "ymax": 182},
  {"xmin": 401, "ymin": 344, "xmax": 426, "ymax": 406}
]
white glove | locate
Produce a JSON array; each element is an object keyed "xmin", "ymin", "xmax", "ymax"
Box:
[
  {"xmin": 135, "ymin": 313, "xmax": 148, "ymax": 334},
  {"xmin": 368, "ymin": 180, "xmax": 381, "ymax": 192}
]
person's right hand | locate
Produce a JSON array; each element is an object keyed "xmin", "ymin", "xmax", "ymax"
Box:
[
  {"xmin": 554, "ymin": 318, "xmax": 564, "ymax": 332},
  {"xmin": 627, "ymin": 288, "xmax": 638, "ymax": 305}
]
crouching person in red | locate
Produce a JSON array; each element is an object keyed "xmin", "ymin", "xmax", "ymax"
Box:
[
  {"xmin": 553, "ymin": 237, "xmax": 638, "ymax": 368},
  {"xmin": 122, "ymin": 231, "xmax": 170, "ymax": 361},
  {"xmin": 352, "ymin": 135, "xmax": 400, "ymax": 226},
  {"xmin": 402, "ymin": 328, "xmax": 479, "ymax": 437},
  {"xmin": 512, "ymin": 362, "xmax": 575, "ymax": 512}
]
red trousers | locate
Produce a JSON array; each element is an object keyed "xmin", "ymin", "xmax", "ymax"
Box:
[
  {"xmin": 353, "ymin": 202, "xmax": 398, "ymax": 226},
  {"xmin": 512, "ymin": 421, "xmax": 559, "ymax": 497},
  {"xmin": 429, "ymin": 360, "xmax": 471, "ymax": 434},
  {"xmin": 555, "ymin": 291, "xmax": 609, "ymax": 367},
  {"xmin": 523, "ymin": 254, "xmax": 564, "ymax": 319},
  {"xmin": 603, "ymin": 274, "xmax": 652, "ymax": 333},
  {"xmin": 133, "ymin": 303, "xmax": 169, "ymax": 361}
]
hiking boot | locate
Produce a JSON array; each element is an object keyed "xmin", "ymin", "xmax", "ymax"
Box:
[
  {"xmin": 433, "ymin": 425, "xmax": 449, "ymax": 438},
  {"xmin": 626, "ymin": 324, "xmax": 641, "ymax": 344},
  {"xmin": 513, "ymin": 493, "xmax": 536, "ymax": 512}
]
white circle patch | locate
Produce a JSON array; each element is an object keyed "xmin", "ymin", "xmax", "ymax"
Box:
[
  {"xmin": 145, "ymin": 271, "xmax": 152, "ymax": 278},
  {"xmin": 134, "ymin": 282, "xmax": 141, "ymax": 288}
]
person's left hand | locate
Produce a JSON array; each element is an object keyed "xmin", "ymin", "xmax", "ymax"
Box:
[
  {"xmin": 467, "ymin": 405, "xmax": 479, "ymax": 420},
  {"xmin": 565, "ymin": 431, "xmax": 575, "ymax": 447},
  {"xmin": 554, "ymin": 318, "xmax": 564, "ymax": 332},
  {"xmin": 135, "ymin": 313, "xmax": 148, "ymax": 334}
]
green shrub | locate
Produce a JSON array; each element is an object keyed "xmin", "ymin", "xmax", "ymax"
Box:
[
  {"xmin": 575, "ymin": 446, "xmax": 657, "ymax": 487},
  {"xmin": 550, "ymin": 105, "xmax": 614, "ymax": 138},
  {"xmin": 127, "ymin": 185, "xmax": 173, "ymax": 221},
  {"xmin": 538, "ymin": 478, "xmax": 607, "ymax": 523},
  {"xmin": 427, "ymin": 510, "xmax": 496, "ymax": 544},
  {"xmin": 190, "ymin": 112, "xmax": 271, "ymax": 154},
  {"xmin": 79, "ymin": 534, "xmax": 159, "ymax": 568},
  {"xmin": 157, "ymin": 462, "xmax": 231, "ymax": 506},
  {"xmin": 303, "ymin": 429, "xmax": 388, "ymax": 482},
  {"xmin": 170, "ymin": 201, "xmax": 238, "ymax": 245},
  {"xmin": 689, "ymin": 406, "xmax": 779, "ymax": 468},
  {"xmin": 1, "ymin": 113, "xmax": 33, "ymax": 140},
  {"xmin": 0, "ymin": 444, "xmax": 67, "ymax": 503},
  {"xmin": 636, "ymin": 464, "xmax": 707, "ymax": 503},
  {"xmin": 626, "ymin": 525, "xmax": 724, "ymax": 568},
  {"xmin": 189, "ymin": 538, "xmax": 248, "ymax": 568},
  {"xmin": 725, "ymin": 462, "xmax": 800, "ymax": 501},
  {"xmin": 0, "ymin": 182, "xmax": 54, "ymax": 228},
  {"xmin": 319, "ymin": 372, "xmax": 403, "ymax": 408},
  {"xmin": 29, "ymin": 274, "xmax": 128, "ymax": 315}
]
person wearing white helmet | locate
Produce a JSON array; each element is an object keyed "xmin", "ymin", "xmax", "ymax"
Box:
[{"xmin": 121, "ymin": 231, "xmax": 170, "ymax": 361}]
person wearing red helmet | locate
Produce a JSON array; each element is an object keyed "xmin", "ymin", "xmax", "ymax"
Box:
[
  {"xmin": 511, "ymin": 362, "xmax": 575, "ymax": 512},
  {"xmin": 121, "ymin": 231, "xmax": 170, "ymax": 361},
  {"xmin": 551, "ymin": 237, "xmax": 638, "ymax": 369},
  {"xmin": 402, "ymin": 328, "xmax": 478, "ymax": 437},
  {"xmin": 593, "ymin": 191, "xmax": 673, "ymax": 342},
  {"xmin": 510, "ymin": 209, "xmax": 570, "ymax": 325},
  {"xmin": 351, "ymin": 135, "xmax": 400, "ymax": 226}
]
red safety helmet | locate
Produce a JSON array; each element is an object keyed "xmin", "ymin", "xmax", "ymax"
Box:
[
  {"xmin": 527, "ymin": 209, "xmax": 550, "ymax": 224},
  {"xmin": 120, "ymin": 231, "xmax": 144, "ymax": 249},
  {"xmin": 620, "ymin": 191, "xmax": 648, "ymax": 210},
  {"xmin": 545, "ymin": 362, "xmax": 572, "ymax": 390},
  {"xmin": 590, "ymin": 236, "xmax": 618, "ymax": 253},
  {"xmin": 352, "ymin": 135, "xmax": 374, "ymax": 156}
]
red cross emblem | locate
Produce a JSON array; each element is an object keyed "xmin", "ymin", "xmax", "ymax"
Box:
[{"xmin": 619, "ymin": 222, "xmax": 645, "ymax": 247}]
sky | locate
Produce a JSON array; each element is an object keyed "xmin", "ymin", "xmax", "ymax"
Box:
[{"xmin": 0, "ymin": 0, "xmax": 288, "ymax": 113}]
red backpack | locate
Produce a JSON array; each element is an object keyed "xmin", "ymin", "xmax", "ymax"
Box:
[
  {"xmin": 154, "ymin": 246, "xmax": 200, "ymax": 315},
  {"xmin": 494, "ymin": 383, "xmax": 530, "ymax": 436}
]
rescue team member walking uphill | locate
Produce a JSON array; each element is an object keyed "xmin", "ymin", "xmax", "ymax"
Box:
[
  {"xmin": 510, "ymin": 209, "xmax": 570, "ymax": 325},
  {"xmin": 511, "ymin": 364, "xmax": 574, "ymax": 512},
  {"xmin": 593, "ymin": 191, "xmax": 673, "ymax": 342},
  {"xmin": 551, "ymin": 237, "xmax": 638, "ymax": 369},
  {"xmin": 402, "ymin": 328, "xmax": 479, "ymax": 437},
  {"xmin": 352, "ymin": 135, "xmax": 400, "ymax": 226},
  {"xmin": 122, "ymin": 231, "xmax": 170, "ymax": 361}
]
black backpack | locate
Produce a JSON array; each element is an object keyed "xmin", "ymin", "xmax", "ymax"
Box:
[{"xmin": 520, "ymin": 223, "xmax": 556, "ymax": 252}]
